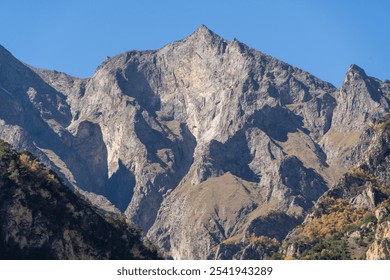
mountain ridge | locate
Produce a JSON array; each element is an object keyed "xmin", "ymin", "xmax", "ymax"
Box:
[{"xmin": 1, "ymin": 25, "xmax": 389, "ymax": 259}]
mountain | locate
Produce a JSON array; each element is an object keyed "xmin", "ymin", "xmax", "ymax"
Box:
[
  {"xmin": 0, "ymin": 139, "xmax": 160, "ymax": 259},
  {"xmin": 1, "ymin": 25, "xmax": 389, "ymax": 259}
]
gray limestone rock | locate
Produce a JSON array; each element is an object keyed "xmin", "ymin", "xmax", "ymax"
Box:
[{"xmin": 1, "ymin": 25, "xmax": 389, "ymax": 259}]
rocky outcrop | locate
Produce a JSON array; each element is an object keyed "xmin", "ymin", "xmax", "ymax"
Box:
[
  {"xmin": 366, "ymin": 221, "xmax": 390, "ymax": 259},
  {"xmin": 1, "ymin": 25, "xmax": 390, "ymax": 259}
]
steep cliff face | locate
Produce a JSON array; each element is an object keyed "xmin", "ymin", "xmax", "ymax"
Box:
[
  {"xmin": 1, "ymin": 25, "xmax": 389, "ymax": 259},
  {"xmin": 366, "ymin": 220, "xmax": 390, "ymax": 260},
  {"xmin": 0, "ymin": 139, "xmax": 159, "ymax": 259}
]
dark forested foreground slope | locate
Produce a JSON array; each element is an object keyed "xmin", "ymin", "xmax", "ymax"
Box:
[
  {"xmin": 1, "ymin": 25, "xmax": 390, "ymax": 259},
  {"xmin": 0, "ymin": 139, "xmax": 160, "ymax": 259}
]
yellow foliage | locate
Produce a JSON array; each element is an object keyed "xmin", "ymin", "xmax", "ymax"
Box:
[
  {"xmin": 19, "ymin": 153, "xmax": 30, "ymax": 165},
  {"xmin": 19, "ymin": 153, "xmax": 41, "ymax": 173},
  {"xmin": 349, "ymin": 168, "xmax": 375, "ymax": 181},
  {"xmin": 373, "ymin": 119, "xmax": 390, "ymax": 130},
  {"xmin": 248, "ymin": 234, "xmax": 279, "ymax": 248},
  {"xmin": 30, "ymin": 161, "xmax": 40, "ymax": 172},
  {"xmin": 46, "ymin": 173, "xmax": 56, "ymax": 182},
  {"xmin": 267, "ymin": 207, "xmax": 278, "ymax": 214},
  {"xmin": 301, "ymin": 199, "xmax": 366, "ymax": 241},
  {"xmin": 284, "ymin": 256, "xmax": 296, "ymax": 260},
  {"xmin": 222, "ymin": 235, "xmax": 240, "ymax": 245}
]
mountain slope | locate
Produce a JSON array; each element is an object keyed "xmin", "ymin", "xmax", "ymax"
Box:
[
  {"xmin": 0, "ymin": 139, "xmax": 159, "ymax": 259},
  {"xmin": 281, "ymin": 116, "xmax": 390, "ymax": 259},
  {"xmin": 1, "ymin": 25, "xmax": 389, "ymax": 259}
]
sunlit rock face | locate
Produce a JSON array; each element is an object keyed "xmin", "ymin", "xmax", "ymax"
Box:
[{"xmin": 1, "ymin": 25, "xmax": 389, "ymax": 259}]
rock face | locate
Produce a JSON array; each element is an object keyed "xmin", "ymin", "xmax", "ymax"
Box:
[
  {"xmin": 1, "ymin": 25, "xmax": 390, "ymax": 259},
  {"xmin": 366, "ymin": 221, "xmax": 390, "ymax": 260},
  {"xmin": 0, "ymin": 139, "xmax": 159, "ymax": 259}
]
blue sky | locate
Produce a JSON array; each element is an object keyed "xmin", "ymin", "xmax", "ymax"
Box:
[{"xmin": 1, "ymin": 0, "xmax": 389, "ymax": 86}]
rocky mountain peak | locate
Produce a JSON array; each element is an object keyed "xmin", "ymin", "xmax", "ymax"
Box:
[
  {"xmin": 348, "ymin": 64, "xmax": 367, "ymax": 75},
  {"xmin": 344, "ymin": 64, "xmax": 368, "ymax": 83},
  {"xmin": 183, "ymin": 24, "xmax": 225, "ymax": 49},
  {"xmin": 190, "ymin": 24, "xmax": 217, "ymax": 39}
]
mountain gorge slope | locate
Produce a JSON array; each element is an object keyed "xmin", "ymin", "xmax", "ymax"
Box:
[
  {"xmin": 0, "ymin": 139, "xmax": 159, "ymax": 259},
  {"xmin": 282, "ymin": 117, "xmax": 390, "ymax": 259},
  {"xmin": 1, "ymin": 25, "xmax": 389, "ymax": 259}
]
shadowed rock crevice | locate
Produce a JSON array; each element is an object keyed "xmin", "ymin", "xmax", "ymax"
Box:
[
  {"xmin": 104, "ymin": 160, "xmax": 136, "ymax": 212},
  {"xmin": 0, "ymin": 48, "xmax": 72, "ymax": 127},
  {"xmin": 115, "ymin": 56, "xmax": 161, "ymax": 115},
  {"xmin": 131, "ymin": 110, "xmax": 196, "ymax": 230},
  {"xmin": 72, "ymin": 121, "xmax": 108, "ymax": 192},
  {"xmin": 134, "ymin": 111, "xmax": 173, "ymax": 165},
  {"xmin": 248, "ymin": 105, "xmax": 309, "ymax": 142},
  {"xmin": 279, "ymin": 156, "xmax": 328, "ymax": 203},
  {"xmin": 207, "ymin": 133, "xmax": 260, "ymax": 183},
  {"xmin": 247, "ymin": 212, "xmax": 301, "ymax": 242}
]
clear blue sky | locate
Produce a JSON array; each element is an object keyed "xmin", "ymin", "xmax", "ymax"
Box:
[{"xmin": 1, "ymin": 0, "xmax": 389, "ymax": 86}]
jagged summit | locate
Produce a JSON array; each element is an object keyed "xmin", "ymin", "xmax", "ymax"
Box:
[
  {"xmin": 191, "ymin": 24, "xmax": 217, "ymax": 38},
  {"xmin": 195, "ymin": 24, "xmax": 213, "ymax": 35},
  {"xmin": 340, "ymin": 63, "xmax": 371, "ymax": 91},
  {"xmin": 183, "ymin": 24, "xmax": 224, "ymax": 46},
  {"xmin": 347, "ymin": 64, "xmax": 368, "ymax": 77},
  {"xmin": 190, "ymin": 25, "xmax": 244, "ymax": 45}
]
